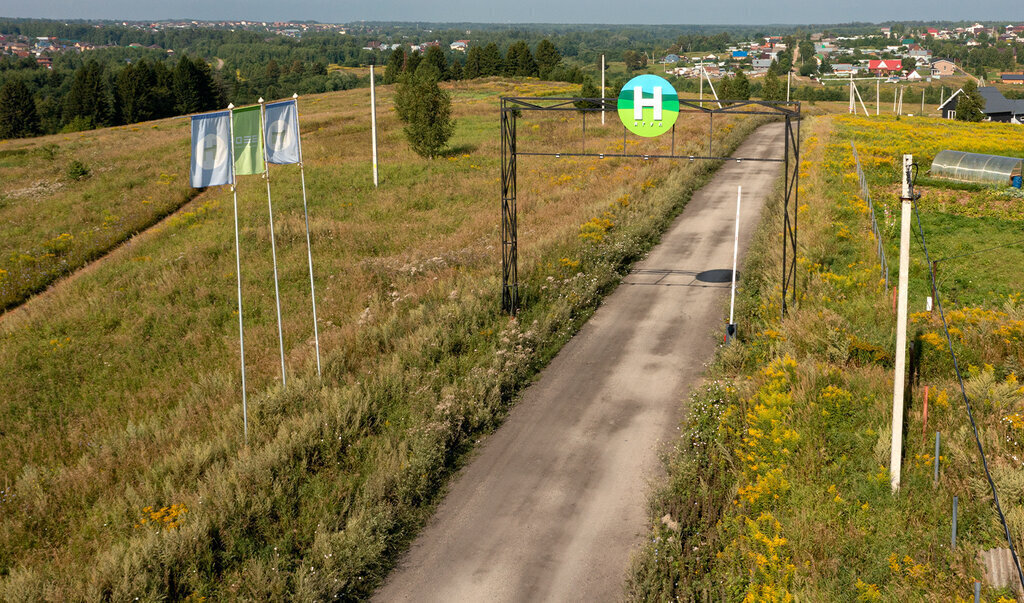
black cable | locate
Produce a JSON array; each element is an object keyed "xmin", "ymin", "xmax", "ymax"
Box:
[
  {"xmin": 934, "ymin": 238, "xmax": 1024, "ymax": 266},
  {"xmin": 911, "ymin": 200, "xmax": 1024, "ymax": 589}
]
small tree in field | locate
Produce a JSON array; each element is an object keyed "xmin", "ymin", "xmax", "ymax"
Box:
[{"xmin": 394, "ymin": 71, "xmax": 455, "ymax": 159}]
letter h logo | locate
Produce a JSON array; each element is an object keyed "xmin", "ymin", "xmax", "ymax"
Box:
[{"xmin": 633, "ymin": 85, "xmax": 662, "ymax": 122}]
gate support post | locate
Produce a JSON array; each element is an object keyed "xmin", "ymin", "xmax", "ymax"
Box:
[
  {"xmin": 781, "ymin": 114, "xmax": 800, "ymax": 318},
  {"xmin": 501, "ymin": 100, "xmax": 519, "ymax": 313}
]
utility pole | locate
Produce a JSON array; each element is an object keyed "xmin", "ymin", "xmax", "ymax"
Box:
[{"xmin": 891, "ymin": 154, "xmax": 914, "ymax": 493}]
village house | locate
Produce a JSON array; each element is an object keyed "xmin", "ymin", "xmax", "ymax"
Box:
[
  {"xmin": 868, "ymin": 59, "xmax": 903, "ymax": 74},
  {"xmin": 449, "ymin": 40, "xmax": 469, "ymax": 52},
  {"xmin": 1000, "ymin": 72, "xmax": 1024, "ymax": 85},
  {"xmin": 931, "ymin": 58, "xmax": 956, "ymax": 77}
]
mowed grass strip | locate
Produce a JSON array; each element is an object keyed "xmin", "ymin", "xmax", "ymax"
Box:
[
  {"xmin": 0, "ymin": 78, "xmax": 763, "ymax": 599},
  {"xmin": 0, "ymin": 121, "xmax": 199, "ymax": 312}
]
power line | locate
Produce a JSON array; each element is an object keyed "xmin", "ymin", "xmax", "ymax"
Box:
[{"xmin": 911, "ymin": 200, "xmax": 1024, "ymax": 590}]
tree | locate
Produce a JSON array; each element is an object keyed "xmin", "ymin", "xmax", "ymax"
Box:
[
  {"xmin": 116, "ymin": 60, "xmax": 157, "ymax": 124},
  {"xmin": 423, "ymin": 46, "xmax": 448, "ymax": 80},
  {"xmin": 955, "ymin": 79, "xmax": 986, "ymax": 122},
  {"xmin": 173, "ymin": 55, "xmax": 220, "ymax": 115},
  {"xmin": 394, "ymin": 70, "xmax": 455, "ymax": 159},
  {"xmin": 535, "ymin": 39, "xmax": 561, "ymax": 79},
  {"xmin": 384, "ymin": 47, "xmax": 405, "ymax": 84},
  {"xmin": 762, "ymin": 69, "xmax": 784, "ymax": 101},
  {"xmin": 464, "ymin": 46, "xmax": 483, "ymax": 79},
  {"xmin": 574, "ymin": 76, "xmax": 601, "ymax": 112},
  {"xmin": 64, "ymin": 60, "xmax": 113, "ymax": 128},
  {"xmin": 505, "ymin": 41, "xmax": 537, "ymax": 78},
  {"xmin": 0, "ymin": 77, "xmax": 40, "ymax": 138},
  {"xmin": 479, "ymin": 42, "xmax": 503, "ymax": 77},
  {"xmin": 623, "ymin": 50, "xmax": 647, "ymax": 72}
]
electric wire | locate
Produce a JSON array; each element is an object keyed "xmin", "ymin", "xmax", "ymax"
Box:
[{"xmin": 910, "ymin": 201, "xmax": 1024, "ymax": 589}]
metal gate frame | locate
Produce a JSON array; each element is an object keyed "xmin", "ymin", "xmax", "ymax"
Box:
[{"xmin": 501, "ymin": 96, "xmax": 800, "ymax": 319}]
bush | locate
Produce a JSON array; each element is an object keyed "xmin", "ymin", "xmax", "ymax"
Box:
[{"xmin": 66, "ymin": 160, "xmax": 91, "ymax": 181}]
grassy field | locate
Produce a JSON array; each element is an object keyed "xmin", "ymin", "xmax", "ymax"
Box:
[
  {"xmin": 0, "ymin": 77, "xmax": 764, "ymax": 599},
  {"xmin": 628, "ymin": 113, "xmax": 1024, "ymax": 600}
]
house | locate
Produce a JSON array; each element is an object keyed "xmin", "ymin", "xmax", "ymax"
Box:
[
  {"xmin": 660, "ymin": 53, "xmax": 680, "ymax": 64},
  {"xmin": 751, "ymin": 58, "xmax": 773, "ymax": 71},
  {"xmin": 832, "ymin": 63, "xmax": 856, "ymax": 75},
  {"xmin": 868, "ymin": 59, "xmax": 903, "ymax": 74},
  {"xmin": 1000, "ymin": 73, "xmax": 1024, "ymax": 85},
  {"xmin": 927, "ymin": 28, "xmax": 939, "ymax": 36},
  {"xmin": 931, "ymin": 59, "xmax": 956, "ymax": 77},
  {"xmin": 943, "ymin": 86, "xmax": 1024, "ymax": 122},
  {"xmin": 938, "ymin": 88, "xmax": 962, "ymax": 118},
  {"xmin": 449, "ymin": 40, "xmax": 469, "ymax": 52},
  {"xmin": 731, "ymin": 50, "xmax": 748, "ymax": 59},
  {"xmin": 881, "ymin": 27, "xmax": 892, "ymax": 37},
  {"xmin": 901, "ymin": 38, "xmax": 915, "ymax": 46}
]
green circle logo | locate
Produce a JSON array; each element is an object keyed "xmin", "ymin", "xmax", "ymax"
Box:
[{"xmin": 617, "ymin": 74, "xmax": 679, "ymax": 137}]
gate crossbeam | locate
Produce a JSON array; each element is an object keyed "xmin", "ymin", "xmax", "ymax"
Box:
[{"xmin": 500, "ymin": 96, "xmax": 800, "ymax": 319}]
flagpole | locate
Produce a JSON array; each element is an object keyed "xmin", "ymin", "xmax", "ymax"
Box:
[
  {"xmin": 293, "ymin": 93, "xmax": 322, "ymax": 377},
  {"xmin": 370, "ymin": 66, "xmax": 379, "ymax": 188},
  {"xmin": 228, "ymin": 103, "xmax": 249, "ymax": 445},
  {"xmin": 259, "ymin": 97, "xmax": 288, "ymax": 388}
]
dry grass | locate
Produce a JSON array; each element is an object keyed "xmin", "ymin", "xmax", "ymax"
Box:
[{"xmin": 0, "ymin": 77, "xmax": 763, "ymax": 599}]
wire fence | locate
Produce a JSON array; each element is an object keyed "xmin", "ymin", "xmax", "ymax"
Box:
[{"xmin": 851, "ymin": 143, "xmax": 890, "ymax": 291}]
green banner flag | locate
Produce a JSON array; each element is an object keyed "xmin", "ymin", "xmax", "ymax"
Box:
[{"xmin": 232, "ymin": 105, "xmax": 265, "ymax": 176}]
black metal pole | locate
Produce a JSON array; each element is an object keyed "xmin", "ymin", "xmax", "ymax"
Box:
[
  {"xmin": 782, "ymin": 115, "xmax": 791, "ymax": 318},
  {"xmin": 500, "ymin": 101, "xmax": 519, "ymax": 314}
]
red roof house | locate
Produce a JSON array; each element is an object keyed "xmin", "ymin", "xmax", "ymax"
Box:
[{"xmin": 869, "ymin": 59, "xmax": 903, "ymax": 73}]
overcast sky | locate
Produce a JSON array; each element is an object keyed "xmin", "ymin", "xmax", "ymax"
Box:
[{"xmin": 2, "ymin": 0, "xmax": 1020, "ymax": 25}]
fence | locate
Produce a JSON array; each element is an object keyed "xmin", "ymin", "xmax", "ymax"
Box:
[{"xmin": 851, "ymin": 143, "xmax": 890, "ymax": 290}]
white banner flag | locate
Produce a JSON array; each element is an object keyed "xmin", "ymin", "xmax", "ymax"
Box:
[
  {"xmin": 190, "ymin": 110, "xmax": 232, "ymax": 188},
  {"xmin": 264, "ymin": 99, "xmax": 301, "ymax": 165}
]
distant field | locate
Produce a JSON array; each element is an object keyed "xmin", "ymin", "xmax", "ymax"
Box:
[{"xmin": 0, "ymin": 77, "xmax": 761, "ymax": 598}]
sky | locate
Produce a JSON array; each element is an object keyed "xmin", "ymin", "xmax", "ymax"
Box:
[{"xmin": 2, "ymin": 0, "xmax": 1020, "ymax": 25}]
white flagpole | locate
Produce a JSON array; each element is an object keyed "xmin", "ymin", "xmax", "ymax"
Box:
[
  {"xmin": 370, "ymin": 66, "xmax": 379, "ymax": 188},
  {"xmin": 228, "ymin": 103, "xmax": 249, "ymax": 444},
  {"xmin": 601, "ymin": 54, "xmax": 605, "ymax": 125},
  {"xmin": 259, "ymin": 98, "xmax": 288, "ymax": 388},
  {"xmin": 293, "ymin": 93, "xmax": 322, "ymax": 377}
]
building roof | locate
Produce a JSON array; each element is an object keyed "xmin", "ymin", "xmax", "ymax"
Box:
[
  {"xmin": 1001, "ymin": 74, "xmax": 1024, "ymax": 81},
  {"xmin": 978, "ymin": 86, "xmax": 1024, "ymax": 115},
  {"xmin": 869, "ymin": 59, "xmax": 902, "ymax": 70},
  {"xmin": 938, "ymin": 88, "xmax": 963, "ymax": 110}
]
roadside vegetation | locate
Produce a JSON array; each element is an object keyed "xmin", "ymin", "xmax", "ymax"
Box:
[
  {"xmin": 0, "ymin": 78, "xmax": 763, "ymax": 599},
  {"xmin": 629, "ymin": 113, "xmax": 1024, "ymax": 600}
]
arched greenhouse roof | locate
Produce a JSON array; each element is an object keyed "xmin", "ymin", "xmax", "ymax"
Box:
[{"xmin": 931, "ymin": 150, "xmax": 1023, "ymax": 186}]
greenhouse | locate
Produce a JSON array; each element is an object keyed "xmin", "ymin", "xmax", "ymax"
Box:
[{"xmin": 930, "ymin": 150, "xmax": 1023, "ymax": 187}]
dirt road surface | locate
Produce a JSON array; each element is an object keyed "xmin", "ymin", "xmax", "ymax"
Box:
[{"xmin": 375, "ymin": 122, "xmax": 787, "ymax": 602}]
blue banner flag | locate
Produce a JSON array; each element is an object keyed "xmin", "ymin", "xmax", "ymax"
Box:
[
  {"xmin": 190, "ymin": 110, "xmax": 233, "ymax": 188},
  {"xmin": 264, "ymin": 99, "xmax": 301, "ymax": 165}
]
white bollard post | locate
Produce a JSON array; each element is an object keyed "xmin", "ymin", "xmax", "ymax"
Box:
[{"xmin": 370, "ymin": 65, "xmax": 379, "ymax": 188}]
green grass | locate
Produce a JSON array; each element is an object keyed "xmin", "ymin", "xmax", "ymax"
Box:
[{"xmin": 0, "ymin": 78, "xmax": 765, "ymax": 599}]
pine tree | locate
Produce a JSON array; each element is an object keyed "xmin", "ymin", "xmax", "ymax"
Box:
[
  {"xmin": 0, "ymin": 77, "xmax": 40, "ymax": 139},
  {"xmin": 173, "ymin": 55, "xmax": 220, "ymax": 115},
  {"xmin": 464, "ymin": 46, "xmax": 483, "ymax": 79},
  {"xmin": 63, "ymin": 60, "xmax": 113, "ymax": 129},
  {"xmin": 762, "ymin": 70, "xmax": 784, "ymax": 101},
  {"xmin": 505, "ymin": 41, "xmax": 538, "ymax": 78},
  {"xmin": 423, "ymin": 46, "xmax": 448, "ymax": 80},
  {"xmin": 728, "ymin": 71, "xmax": 750, "ymax": 101},
  {"xmin": 535, "ymin": 39, "xmax": 561, "ymax": 79},
  {"xmin": 394, "ymin": 70, "xmax": 455, "ymax": 159},
  {"xmin": 116, "ymin": 60, "xmax": 157, "ymax": 124},
  {"xmin": 384, "ymin": 47, "xmax": 406, "ymax": 84},
  {"xmin": 574, "ymin": 76, "xmax": 600, "ymax": 112},
  {"xmin": 479, "ymin": 43, "xmax": 503, "ymax": 77}
]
